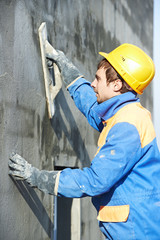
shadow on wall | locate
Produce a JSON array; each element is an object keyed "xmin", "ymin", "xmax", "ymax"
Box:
[
  {"xmin": 10, "ymin": 176, "xmax": 53, "ymax": 239},
  {"xmin": 50, "ymin": 90, "xmax": 91, "ymax": 168},
  {"xmin": 9, "ymin": 89, "xmax": 92, "ymax": 239}
]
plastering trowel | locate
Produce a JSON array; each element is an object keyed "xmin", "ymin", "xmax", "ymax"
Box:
[{"xmin": 38, "ymin": 22, "xmax": 62, "ymax": 119}]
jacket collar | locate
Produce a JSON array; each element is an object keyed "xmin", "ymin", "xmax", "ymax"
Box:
[{"xmin": 93, "ymin": 91, "xmax": 139, "ymax": 121}]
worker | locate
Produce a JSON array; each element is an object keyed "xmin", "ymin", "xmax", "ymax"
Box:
[{"xmin": 9, "ymin": 43, "xmax": 160, "ymax": 239}]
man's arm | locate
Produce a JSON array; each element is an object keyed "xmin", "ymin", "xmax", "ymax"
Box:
[
  {"xmin": 8, "ymin": 122, "xmax": 141, "ymax": 197},
  {"xmin": 45, "ymin": 42, "xmax": 103, "ymax": 131},
  {"xmin": 67, "ymin": 77, "xmax": 103, "ymax": 131},
  {"xmin": 56, "ymin": 122, "xmax": 142, "ymax": 198}
]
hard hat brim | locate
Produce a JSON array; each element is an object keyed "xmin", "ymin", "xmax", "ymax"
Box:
[{"xmin": 99, "ymin": 52, "xmax": 109, "ymax": 59}]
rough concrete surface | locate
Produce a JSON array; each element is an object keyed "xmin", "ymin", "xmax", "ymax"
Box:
[{"xmin": 0, "ymin": 0, "xmax": 153, "ymax": 239}]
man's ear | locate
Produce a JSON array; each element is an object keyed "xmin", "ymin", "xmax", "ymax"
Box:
[{"xmin": 113, "ymin": 79, "xmax": 122, "ymax": 92}]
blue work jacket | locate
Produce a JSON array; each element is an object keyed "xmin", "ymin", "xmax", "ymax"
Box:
[{"xmin": 57, "ymin": 77, "xmax": 160, "ymax": 239}]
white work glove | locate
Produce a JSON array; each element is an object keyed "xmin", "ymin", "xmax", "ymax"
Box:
[
  {"xmin": 8, "ymin": 153, "xmax": 58, "ymax": 195},
  {"xmin": 45, "ymin": 41, "xmax": 83, "ymax": 87}
]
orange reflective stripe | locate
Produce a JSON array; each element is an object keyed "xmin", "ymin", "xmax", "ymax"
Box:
[
  {"xmin": 98, "ymin": 118, "xmax": 114, "ymax": 147},
  {"xmin": 97, "ymin": 205, "xmax": 130, "ymax": 222},
  {"xmin": 115, "ymin": 103, "xmax": 156, "ymax": 148},
  {"xmin": 95, "ymin": 102, "xmax": 156, "ymax": 156}
]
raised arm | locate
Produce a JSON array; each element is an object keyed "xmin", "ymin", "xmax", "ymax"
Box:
[{"xmin": 45, "ymin": 42, "xmax": 103, "ymax": 131}]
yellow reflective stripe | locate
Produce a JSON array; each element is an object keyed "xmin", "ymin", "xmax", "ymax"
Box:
[{"xmin": 97, "ymin": 205, "xmax": 130, "ymax": 222}]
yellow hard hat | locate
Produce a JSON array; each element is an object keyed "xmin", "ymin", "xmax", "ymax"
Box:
[{"xmin": 99, "ymin": 43, "xmax": 155, "ymax": 94}]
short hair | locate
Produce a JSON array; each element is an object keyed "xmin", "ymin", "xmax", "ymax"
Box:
[{"xmin": 98, "ymin": 58, "xmax": 132, "ymax": 94}]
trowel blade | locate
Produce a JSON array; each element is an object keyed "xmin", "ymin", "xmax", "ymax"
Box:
[{"xmin": 38, "ymin": 22, "xmax": 62, "ymax": 119}]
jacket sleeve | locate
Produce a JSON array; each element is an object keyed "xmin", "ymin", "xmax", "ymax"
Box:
[
  {"xmin": 57, "ymin": 122, "xmax": 142, "ymax": 198},
  {"xmin": 67, "ymin": 77, "xmax": 103, "ymax": 132}
]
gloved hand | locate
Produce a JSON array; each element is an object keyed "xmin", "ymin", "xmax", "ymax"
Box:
[
  {"xmin": 45, "ymin": 41, "xmax": 83, "ymax": 87},
  {"xmin": 8, "ymin": 152, "xmax": 59, "ymax": 195}
]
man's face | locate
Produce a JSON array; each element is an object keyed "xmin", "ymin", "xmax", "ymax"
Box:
[{"xmin": 91, "ymin": 67, "xmax": 116, "ymax": 103}]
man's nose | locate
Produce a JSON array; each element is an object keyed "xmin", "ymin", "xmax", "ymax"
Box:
[{"xmin": 91, "ymin": 79, "xmax": 96, "ymax": 88}]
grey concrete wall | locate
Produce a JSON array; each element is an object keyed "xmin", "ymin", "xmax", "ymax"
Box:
[{"xmin": 0, "ymin": 0, "xmax": 153, "ymax": 239}]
